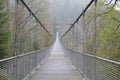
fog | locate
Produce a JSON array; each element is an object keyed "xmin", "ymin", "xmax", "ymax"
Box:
[{"xmin": 48, "ymin": 0, "xmax": 90, "ymax": 27}]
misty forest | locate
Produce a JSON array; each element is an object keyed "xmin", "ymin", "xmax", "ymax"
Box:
[
  {"xmin": 0, "ymin": 0, "xmax": 120, "ymax": 61},
  {"xmin": 0, "ymin": 0, "xmax": 120, "ymax": 80}
]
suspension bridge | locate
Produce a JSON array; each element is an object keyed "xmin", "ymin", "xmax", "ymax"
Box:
[{"xmin": 0, "ymin": 0, "xmax": 120, "ymax": 80}]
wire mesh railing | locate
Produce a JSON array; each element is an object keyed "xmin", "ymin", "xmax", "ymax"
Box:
[
  {"xmin": 3, "ymin": 0, "xmax": 54, "ymax": 58},
  {"xmin": 60, "ymin": 0, "xmax": 120, "ymax": 80},
  {"xmin": 62, "ymin": 48, "xmax": 120, "ymax": 80},
  {"xmin": 0, "ymin": 46, "xmax": 52, "ymax": 80},
  {"xmin": 0, "ymin": 0, "xmax": 54, "ymax": 80}
]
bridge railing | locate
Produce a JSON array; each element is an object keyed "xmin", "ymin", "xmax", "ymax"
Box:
[
  {"xmin": 0, "ymin": 46, "xmax": 52, "ymax": 80},
  {"xmin": 0, "ymin": 0, "xmax": 54, "ymax": 80},
  {"xmin": 4, "ymin": 0, "xmax": 54, "ymax": 56},
  {"xmin": 60, "ymin": 0, "xmax": 120, "ymax": 80},
  {"xmin": 63, "ymin": 47, "xmax": 120, "ymax": 80}
]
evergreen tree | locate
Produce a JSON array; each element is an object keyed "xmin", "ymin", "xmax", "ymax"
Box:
[{"xmin": 0, "ymin": 0, "xmax": 10, "ymax": 59}]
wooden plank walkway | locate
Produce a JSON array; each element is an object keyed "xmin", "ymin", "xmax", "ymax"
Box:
[{"xmin": 29, "ymin": 34, "xmax": 82, "ymax": 80}]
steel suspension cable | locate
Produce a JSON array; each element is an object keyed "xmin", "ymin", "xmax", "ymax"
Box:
[
  {"xmin": 19, "ymin": 0, "xmax": 53, "ymax": 38},
  {"xmin": 61, "ymin": 0, "xmax": 95, "ymax": 39}
]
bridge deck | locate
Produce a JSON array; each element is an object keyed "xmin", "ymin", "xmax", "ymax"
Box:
[{"xmin": 29, "ymin": 37, "xmax": 82, "ymax": 80}]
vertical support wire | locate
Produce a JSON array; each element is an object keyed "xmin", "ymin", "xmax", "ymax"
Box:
[
  {"xmin": 76, "ymin": 23, "xmax": 78, "ymax": 51},
  {"xmin": 15, "ymin": 0, "xmax": 19, "ymax": 79},
  {"xmin": 29, "ymin": 14, "xmax": 32, "ymax": 73},
  {"xmin": 73, "ymin": 26, "xmax": 74, "ymax": 50},
  {"xmin": 70, "ymin": 30, "xmax": 72, "ymax": 49},
  {"xmin": 94, "ymin": 0, "xmax": 97, "ymax": 80},
  {"xmin": 75, "ymin": 23, "xmax": 78, "ymax": 51},
  {"xmin": 67, "ymin": 31, "xmax": 69, "ymax": 48},
  {"xmin": 82, "ymin": 11, "xmax": 85, "ymax": 78},
  {"xmin": 83, "ymin": 12, "xmax": 85, "ymax": 53}
]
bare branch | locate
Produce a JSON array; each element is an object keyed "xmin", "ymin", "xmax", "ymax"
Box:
[{"xmin": 104, "ymin": 0, "xmax": 113, "ymax": 6}]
